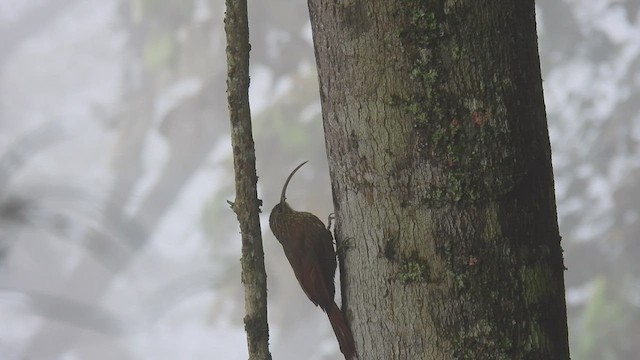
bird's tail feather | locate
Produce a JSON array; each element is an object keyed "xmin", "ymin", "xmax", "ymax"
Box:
[{"xmin": 327, "ymin": 302, "xmax": 357, "ymax": 359}]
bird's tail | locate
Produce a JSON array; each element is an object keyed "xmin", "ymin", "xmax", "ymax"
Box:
[{"xmin": 327, "ymin": 302, "xmax": 357, "ymax": 359}]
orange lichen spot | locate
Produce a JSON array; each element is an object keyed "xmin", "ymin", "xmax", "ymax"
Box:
[
  {"xmin": 471, "ymin": 109, "xmax": 491, "ymax": 126},
  {"xmin": 447, "ymin": 158, "xmax": 455, "ymax": 168}
]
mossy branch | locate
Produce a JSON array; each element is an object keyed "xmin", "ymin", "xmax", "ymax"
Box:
[{"xmin": 224, "ymin": 0, "xmax": 272, "ymax": 358}]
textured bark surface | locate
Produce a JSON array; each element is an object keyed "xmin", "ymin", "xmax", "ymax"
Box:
[
  {"xmin": 225, "ymin": 0, "xmax": 272, "ymax": 358},
  {"xmin": 308, "ymin": 0, "xmax": 570, "ymax": 359}
]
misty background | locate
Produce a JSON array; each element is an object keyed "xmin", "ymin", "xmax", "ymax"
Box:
[{"xmin": 0, "ymin": 0, "xmax": 638, "ymax": 359}]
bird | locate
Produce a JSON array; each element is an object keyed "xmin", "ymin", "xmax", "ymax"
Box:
[{"xmin": 269, "ymin": 161, "xmax": 357, "ymax": 359}]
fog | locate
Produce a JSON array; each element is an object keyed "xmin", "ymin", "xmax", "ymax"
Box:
[{"xmin": 1, "ymin": 1, "xmax": 638, "ymax": 359}]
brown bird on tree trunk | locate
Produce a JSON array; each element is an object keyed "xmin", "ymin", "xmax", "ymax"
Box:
[{"xmin": 269, "ymin": 161, "xmax": 356, "ymax": 360}]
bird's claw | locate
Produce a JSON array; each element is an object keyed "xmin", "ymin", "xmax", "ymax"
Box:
[{"xmin": 327, "ymin": 213, "xmax": 335, "ymax": 231}]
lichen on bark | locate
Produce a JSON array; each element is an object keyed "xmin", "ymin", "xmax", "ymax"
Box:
[{"xmin": 397, "ymin": 1, "xmax": 521, "ymax": 206}]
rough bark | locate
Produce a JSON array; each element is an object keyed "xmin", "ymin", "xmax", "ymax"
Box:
[
  {"xmin": 225, "ymin": 0, "xmax": 272, "ymax": 359},
  {"xmin": 308, "ymin": 1, "xmax": 570, "ymax": 359}
]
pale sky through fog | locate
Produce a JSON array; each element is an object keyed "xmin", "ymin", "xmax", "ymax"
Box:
[{"xmin": 1, "ymin": 1, "xmax": 639, "ymax": 359}]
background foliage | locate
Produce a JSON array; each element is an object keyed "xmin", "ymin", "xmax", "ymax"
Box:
[{"xmin": 0, "ymin": 0, "xmax": 638, "ymax": 359}]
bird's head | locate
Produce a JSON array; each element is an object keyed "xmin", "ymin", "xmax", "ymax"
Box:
[{"xmin": 269, "ymin": 161, "xmax": 308, "ymax": 239}]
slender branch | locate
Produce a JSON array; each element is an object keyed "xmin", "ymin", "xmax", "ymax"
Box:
[{"xmin": 224, "ymin": 0, "xmax": 272, "ymax": 359}]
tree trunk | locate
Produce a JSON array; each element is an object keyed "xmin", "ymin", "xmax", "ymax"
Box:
[
  {"xmin": 308, "ymin": 1, "xmax": 570, "ymax": 359},
  {"xmin": 225, "ymin": 0, "xmax": 272, "ymax": 358}
]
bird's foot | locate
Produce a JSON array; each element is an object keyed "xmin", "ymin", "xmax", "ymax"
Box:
[{"xmin": 327, "ymin": 213, "xmax": 335, "ymax": 231}]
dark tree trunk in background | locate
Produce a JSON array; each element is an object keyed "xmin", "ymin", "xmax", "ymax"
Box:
[{"xmin": 308, "ymin": 1, "xmax": 571, "ymax": 359}]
